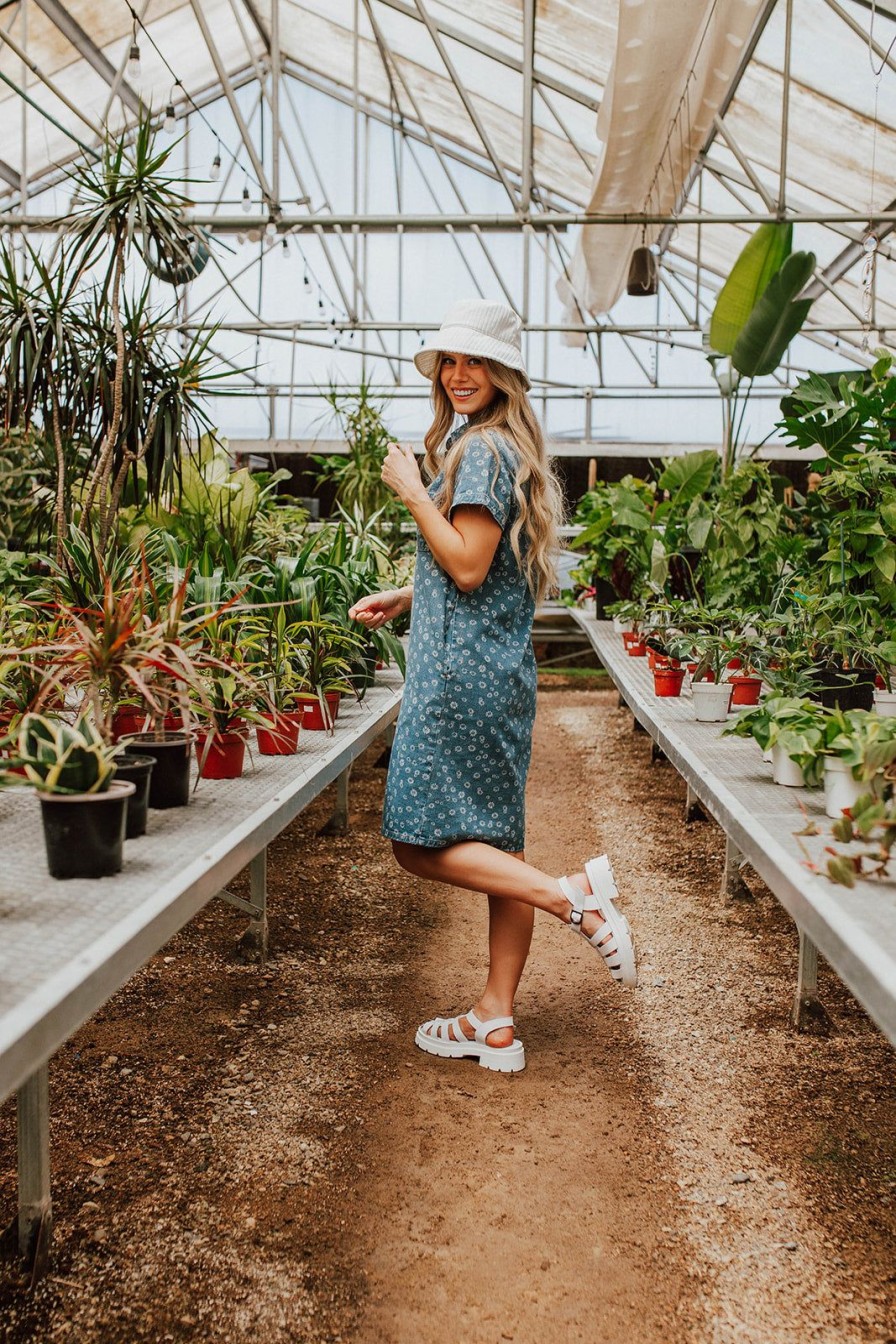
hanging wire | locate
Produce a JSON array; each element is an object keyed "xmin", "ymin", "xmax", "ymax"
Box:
[{"xmin": 860, "ymin": 1, "xmax": 896, "ymax": 349}]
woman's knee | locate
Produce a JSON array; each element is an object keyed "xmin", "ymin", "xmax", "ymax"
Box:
[{"xmin": 392, "ymin": 840, "xmax": 424, "ymax": 874}]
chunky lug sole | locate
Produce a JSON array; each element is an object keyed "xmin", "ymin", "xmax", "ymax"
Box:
[{"xmin": 414, "ymin": 1011, "xmax": 526, "ymax": 1073}]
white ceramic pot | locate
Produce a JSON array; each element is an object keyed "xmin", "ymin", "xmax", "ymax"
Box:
[
  {"xmin": 873, "ymin": 690, "xmax": 896, "ymax": 717},
  {"xmin": 771, "ymin": 743, "xmax": 804, "ymax": 787},
  {"xmin": 692, "ymin": 681, "xmax": 732, "ymax": 723},
  {"xmin": 612, "ymin": 618, "xmax": 632, "ymax": 634},
  {"xmin": 823, "ymin": 759, "xmax": 873, "ymax": 820},
  {"xmin": 761, "ymin": 746, "xmax": 774, "ymax": 764}
]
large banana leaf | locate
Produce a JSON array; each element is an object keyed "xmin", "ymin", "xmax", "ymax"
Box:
[
  {"xmin": 709, "ymin": 222, "xmax": 793, "ymax": 355},
  {"xmin": 732, "ymin": 250, "xmax": 816, "ymax": 377}
]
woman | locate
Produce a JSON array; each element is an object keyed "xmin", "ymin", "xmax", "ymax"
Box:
[{"xmin": 349, "ymin": 299, "xmax": 637, "ymax": 1073}]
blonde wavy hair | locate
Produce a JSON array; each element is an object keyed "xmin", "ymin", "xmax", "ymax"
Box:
[{"xmin": 423, "ymin": 358, "xmax": 564, "ymax": 603}]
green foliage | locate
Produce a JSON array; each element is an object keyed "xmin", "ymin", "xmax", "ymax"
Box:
[
  {"xmin": 731, "ymin": 250, "xmax": 816, "ymax": 378},
  {"xmin": 13, "ymin": 710, "xmax": 119, "ymax": 794},
  {"xmin": 709, "ymin": 222, "xmax": 793, "ymax": 356}
]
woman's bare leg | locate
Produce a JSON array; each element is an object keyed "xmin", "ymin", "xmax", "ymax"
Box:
[{"xmin": 393, "ymin": 839, "xmax": 596, "ymax": 1048}]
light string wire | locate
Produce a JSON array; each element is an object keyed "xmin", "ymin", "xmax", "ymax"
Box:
[{"xmin": 861, "ymin": 1, "xmax": 896, "ymax": 349}]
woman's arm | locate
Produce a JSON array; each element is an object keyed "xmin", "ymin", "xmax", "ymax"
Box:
[{"xmin": 381, "ymin": 443, "xmax": 501, "ymax": 593}]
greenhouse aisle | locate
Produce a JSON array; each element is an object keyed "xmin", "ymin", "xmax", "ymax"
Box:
[{"xmin": 1, "ymin": 683, "xmax": 893, "ymax": 1343}]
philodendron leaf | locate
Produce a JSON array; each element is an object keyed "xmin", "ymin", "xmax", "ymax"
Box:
[
  {"xmin": 658, "ymin": 450, "xmax": 719, "ymax": 507},
  {"xmin": 732, "ymin": 251, "xmax": 816, "ymax": 378},
  {"xmin": 709, "ymin": 222, "xmax": 793, "ymax": 356}
]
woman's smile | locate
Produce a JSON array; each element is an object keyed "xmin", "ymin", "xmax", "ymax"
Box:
[{"xmin": 440, "ymin": 353, "xmax": 497, "ymax": 416}]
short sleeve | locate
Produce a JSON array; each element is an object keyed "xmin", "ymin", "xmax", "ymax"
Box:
[{"xmin": 449, "ymin": 434, "xmax": 516, "ymax": 530}]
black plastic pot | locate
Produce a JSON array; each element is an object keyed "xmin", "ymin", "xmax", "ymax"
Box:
[
  {"xmin": 809, "ymin": 667, "xmax": 877, "ymax": 713},
  {"xmin": 668, "ymin": 548, "xmax": 704, "ymax": 601},
  {"xmin": 114, "ymin": 752, "xmax": 156, "ymax": 837},
  {"xmin": 592, "ymin": 577, "xmax": 617, "ymax": 620},
  {"xmin": 38, "ymin": 780, "xmax": 135, "ymax": 880},
  {"xmin": 125, "ymin": 732, "xmax": 192, "ymax": 808}
]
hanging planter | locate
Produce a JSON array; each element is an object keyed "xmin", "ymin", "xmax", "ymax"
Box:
[
  {"xmin": 692, "ymin": 682, "xmax": 732, "ymax": 722},
  {"xmin": 653, "ymin": 666, "xmax": 685, "ymax": 698},
  {"xmin": 195, "ymin": 730, "xmax": 247, "ymax": 780},
  {"xmin": 255, "ymin": 711, "xmax": 302, "ymax": 756}
]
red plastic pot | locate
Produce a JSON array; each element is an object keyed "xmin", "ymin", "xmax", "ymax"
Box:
[
  {"xmin": 626, "ymin": 640, "xmax": 647, "ymax": 658},
  {"xmin": 687, "ymin": 664, "xmax": 715, "ymax": 681},
  {"xmin": 112, "ymin": 707, "xmax": 150, "ymax": 742},
  {"xmin": 255, "ymin": 711, "xmax": 302, "ymax": 755},
  {"xmin": 195, "ymin": 730, "xmax": 247, "ymax": 779},
  {"xmin": 622, "ymin": 631, "xmax": 639, "ymax": 649},
  {"xmin": 726, "ymin": 657, "xmax": 742, "ymax": 671},
  {"xmin": 653, "ymin": 666, "xmax": 685, "ymax": 697},
  {"xmin": 297, "ymin": 692, "xmax": 341, "ymax": 731},
  {"xmin": 728, "ymin": 674, "xmax": 762, "ymax": 707}
]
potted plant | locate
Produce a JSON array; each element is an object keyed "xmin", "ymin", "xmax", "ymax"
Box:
[
  {"xmin": 687, "ymin": 632, "xmax": 733, "ymax": 722},
  {"xmin": 245, "ymin": 611, "xmax": 306, "ymax": 756},
  {"xmin": 291, "ymin": 613, "xmax": 363, "ymax": 733},
  {"xmin": 9, "ymin": 710, "xmax": 134, "ymax": 878},
  {"xmin": 821, "ymin": 708, "xmax": 896, "ymax": 819},
  {"xmin": 724, "ymin": 695, "xmax": 827, "ymax": 787}
]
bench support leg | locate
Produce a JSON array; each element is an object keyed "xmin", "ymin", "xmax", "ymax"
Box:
[
  {"xmin": 651, "ymin": 741, "xmax": 667, "ymax": 764},
  {"xmin": 633, "ymin": 717, "xmax": 647, "ymax": 735},
  {"xmin": 791, "ymin": 931, "xmax": 831, "ymax": 1032},
  {"xmin": 374, "ymin": 722, "xmax": 395, "ymax": 769},
  {"xmin": 235, "ymin": 848, "xmax": 268, "ymax": 965},
  {"xmin": 722, "ymin": 836, "xmax": 752, "ymax": 901},
  {"xmin": 18, "ymin": 1065, "xmax": 52, "ymax": 1281},
  {"xmin": 685, "ymin": 785, "xmax": 708, "ymax": 824},
  {"xmin": 319, "ymin": 765, "xmax": 352, "ymax": 836}
]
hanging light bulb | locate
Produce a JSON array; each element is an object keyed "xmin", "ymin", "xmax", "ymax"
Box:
[
  {"xmin": 210, "ymin": 142, "xmax": 221, "ymax": 181},
  {"xmin": 303, "ymin": 272, "xmax": 312, "ymax": 294},
  {"xmin": 236, "ymin": 232, "xmax": 246, "ymax": 246},
  {"xmin": 241, "ymin": 182, "xmax": 251, "ymax": 213},
  {"xmin": 126, "ymin": 36, "xmax": 142, "ymax": 83},
  {"xmin": 163, "ymin": 101, "xmax": 176, "ymax": 135},
  {"xmin": 281, "ymin": 236, "xmax": 290, "ymax": 257},
  {"xmin": 265, "ymin": 217, "xmax": 278, "ymax": 239}
]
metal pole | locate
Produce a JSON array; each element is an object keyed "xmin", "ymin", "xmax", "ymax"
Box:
[
  {"xmin": 779, "ymin": 0, "xmax": 793, "ymax": 215},
  {"xmin": 0, "ymin": 15, "xmax": 103, "ymax": 138},
  {"xmin": 353, "ymin": 0, "xmax": 360, "ymax": 322},
  {"xmin": 271, "ymin": 0, "xmax": 280, "ymax": 207},
  {"xmin": 521, "ymin": 0, "xmax": 535, "ymax": 213},
  {"xmin": 18, "ymin": 1065, "xmax": 51, "ymax": 1264}
]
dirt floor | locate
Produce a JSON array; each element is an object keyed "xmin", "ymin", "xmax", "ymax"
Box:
[{"xmin": 1, "ymin": 679, "xmax": 895, "ymax": 1344}]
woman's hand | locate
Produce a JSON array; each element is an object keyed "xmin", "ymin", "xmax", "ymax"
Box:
[
  {"xmin": 381, "ymin": 442, "xmax": 427, "ymax": 506},
  {"xmin": 348, "ymin": 588, "xmax": 412, "ymax": 631}
]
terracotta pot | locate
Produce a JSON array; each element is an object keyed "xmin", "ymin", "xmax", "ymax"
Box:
[
  {"xmin": 653, "ymin": 666, "xmax": 685, "ymax": 698},
  {"xmin": 728, "ymin": 674, "xmax": 763, "ymax": 707},
  {"xmin": 296, "ymin": 691, "xmax": 341, "ymax": 731},
  {"xmin": 626, "ymin": 640, "xmax": 647, "ymax": 658},
  {"xmin": 195, "ymin": 730, "xmax": 247, "ymax": 779},
  {"xmin": 255, "ymin": 711, "xmax": 302, "ymax": 755}
]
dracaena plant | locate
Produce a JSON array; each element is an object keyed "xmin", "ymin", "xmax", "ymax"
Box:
[{"xmin": 11, "ymin": 709, "xmax": 120, "ymax": 794}]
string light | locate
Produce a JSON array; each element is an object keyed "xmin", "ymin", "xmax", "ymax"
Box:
[
  {"xmin": 241, "ymin": 178, "xmax": 251, "ymax": 213},
  {"xmin": 265, "ymin": 217, "xmax": 278, "ymax": 239},
  {"xmin": 210, "ymin": 139, "xmax": 221, "ymax": 181},
  {"xmin": 163, "ymin": 88, "xmax": 177, "ymax": 135},
  {"xmin": 303, "ymin": 272, "xmax": 312, "ymax": 294},
  {"xmin": 281, "ymin": 236, "xmax": 290, "ymax": 257},
  {"xmin": 126, "ymin": 26, "xmax": 142, "ymax": 83}
]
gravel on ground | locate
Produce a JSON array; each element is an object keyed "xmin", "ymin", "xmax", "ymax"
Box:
[{"xmin": 1, "ymin": 680, "xmax": 894, "ymax": 1343}]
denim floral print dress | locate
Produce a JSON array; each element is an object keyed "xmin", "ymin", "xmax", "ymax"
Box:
[{"xmin": 382, "ymin": 426, "xmax": 537, "ymax": 853}]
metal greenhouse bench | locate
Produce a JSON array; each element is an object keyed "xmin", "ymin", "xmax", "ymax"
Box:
[
  {"xmin": 0, "ymin": 671, "xmax": 402, "ymax": 1278},
  {"xmin": 571, "ymin": 612, "xmax": 896, "ymax": 1050}
]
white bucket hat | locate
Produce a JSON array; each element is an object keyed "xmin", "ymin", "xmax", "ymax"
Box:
[{"xmin": 414, "ymin": 298, "xmax": 530, "ymax": 388}]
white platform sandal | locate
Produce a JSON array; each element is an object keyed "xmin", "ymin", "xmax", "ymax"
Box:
[
  {"xmin": 559, "ymin": 854, "xmax": 637, "ymax": 988},
  {"xmin": 414, "ymin": 1009, "xmax": 526, "ymax": 1073}
]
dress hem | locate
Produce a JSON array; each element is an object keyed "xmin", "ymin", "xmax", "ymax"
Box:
[{"xmin": 381, "ymin": 827, "xmax": 524, "ymax": 854}]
